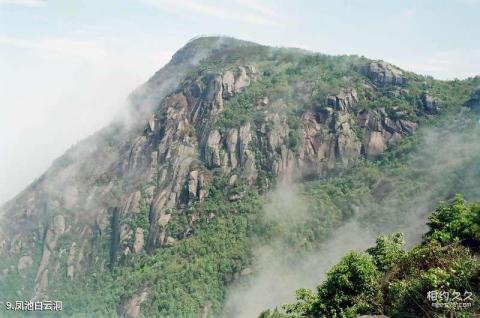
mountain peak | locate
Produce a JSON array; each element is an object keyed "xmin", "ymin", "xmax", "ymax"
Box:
[{"xmin": 171, "ymin": 35, "xmax": 260, "ymax": 64}]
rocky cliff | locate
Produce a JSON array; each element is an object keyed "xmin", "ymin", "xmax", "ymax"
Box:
[{"xmin": 0, "ymin": 36, "xmax": 478, "ymax": 317}]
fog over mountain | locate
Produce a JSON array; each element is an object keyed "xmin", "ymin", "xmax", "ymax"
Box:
[{"xmin": 0, "ymin": 36, "xmax": 479, "ymax": 317}]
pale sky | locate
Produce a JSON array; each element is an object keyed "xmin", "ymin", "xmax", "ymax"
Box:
[{"xmin": 0, "ymin": 0, "xmax": 479, "ymax": 204}]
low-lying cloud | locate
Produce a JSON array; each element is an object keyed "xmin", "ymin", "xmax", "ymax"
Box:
[{"xmin": 224, "ymin": 115, "xmax": 480, "ymax": 317}]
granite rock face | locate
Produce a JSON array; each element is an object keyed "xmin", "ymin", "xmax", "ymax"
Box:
[
  {"xmin": 0, "ymin": 37, "xmax": 456, "ymax": 315},
  {"xmin": 119, "ymin": 287, "xmax": 150, "ymax": 318},
  {"xmin": 361, "ymin": 61, "xmax": 407, "ymax": 87}
]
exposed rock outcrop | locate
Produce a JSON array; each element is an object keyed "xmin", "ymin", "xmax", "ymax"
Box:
[
  {"xmin": 0, "ymin": 62, "xmax": 418, "ymax": 313},
  {"xmin": 33, "ymin": 214, "xmax": 65, "ymax": 298},
  {"xmin": 119, "ymin": 287, "xmax": 150, "ymax": 318},
  {"xmin": 204, "ymin": 130, "xmax": 222, "ymax": 168},
  {"xmin": 222, "ymin": 66, "xmax": 253, "ymax": 98},
  {"xmin": 133, "ymin": 228, "xmax": 144, "ymax": 253},
  {"xmin": 0, "ymin": 37, "xmax": 430, "ymax": 317},
  {"xmin": 361, "ymin": 61, "xmax": 406, "ymax": 86},
  {"xmin": 196, "ymin": 88, "xmax": 419, "ymax": 180},
  {"xmin": 358, "ymin": 108, "xmax": 416, "ymax": 159},
  {"xmin": 186, "ymin": 169, "xmax": 207, "ymax": 202}
]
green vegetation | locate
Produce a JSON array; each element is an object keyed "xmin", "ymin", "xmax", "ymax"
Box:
[
  {"xmin": 1, "ymin": 40, "xmax": 480, "ymax": 318},
  {"xmin": 261, "ymin": 197, "xmax": 480, "ymax": 318},
  {"xmin": 10, "ymin": 98, "xmax": 478, "ymax": 318},
  {"xmin": 215, "ymin": 79, "xmax": 269, "ymax": 132},
  {"xmin": 426, "ymin": 195, "xmax": 480, "ymax": 244},
  {"xmin": 202, "ymin": 44, "xmax": 480, "ymax": 135},
  {"xmin": 42, "ymin": 175, "xmax": 263, "ymax": 317}
]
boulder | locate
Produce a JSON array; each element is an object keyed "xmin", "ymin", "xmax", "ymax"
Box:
[
  {"xmin": 228, "ymin": 174, "xmax": 238, "ymax": 185},
  {"xmin": 361, "ymin": 61, "xmax": 406, "ymax": 86},
  {"xmin": 158, "ymin": 213, "xmax": 171, "ymax": 227},
  {"xmin": 187, "ymin": 170, "xmax": 199, "ymax": 201},
  {"xmin": 221, "ymin": 66, "xmax": 251, "ymax": 98},
  {"xmin": 120, "ymin": 224, "xmax": 132, "ymax": 243},
  {"xmin": 364, "ymin": 131, "xmax": 385, "ymax": 159},
  {"xmin": 204, "ymin": 130, "xmax": 222, "ymax": 167},
  {"xmin": 165, "ymin": 236, "xmax": 176, "ymax": 246},
  {"xmin": 133, "ymin": 228, "xmax": 144, "ymax": 253},
  {"xmin": 225, "ymin": 128, "xmax": 239, "ymax": 168},
  {"xmin": 148, "ymin": 114, "xmax": 159, "ymax": 132},
  {"xmin": 337, "ymin": 123, "xmax": 361, "ymax": 167},
  {"xmin": 259, "ymin": 96, "xmax": 269, "ymax": 106},
  {"xmin": 326, "ymin": 89, "xmax": 358, "ymax": 111},
  {"xmin": 266, "ymin": 113, "xmax": 289, "ymax": 150},
  {"xmin": 399, "ymin": 119, "xmax": 417, "ymax": 134},
  {"xmin": 238, "ymin": 123, "xmax": 257, "ymax": 182},
  {"xmin": 186, "ymin": 170, "xmax": 207, "ymax": 203},
  {"xmin": 222, "ymin": 70, "xmax": 235, "ymax": 98}
]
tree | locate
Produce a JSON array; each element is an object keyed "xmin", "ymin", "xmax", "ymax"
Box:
[
  {"xmin": 367, "ymin": 233, "xmax": 406, "ymax": 272},
  {"xmin": 284, "ymin": 251, "xmax": 382, "ymax": 318},
  {"xmin": 425, "ymin": 194, "xmax": 480, "ymax": 244}
]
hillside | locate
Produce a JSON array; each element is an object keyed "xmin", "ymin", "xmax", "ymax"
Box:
[
  {"xmin": 259, "ymin": 196, "xmax": 480, "ymax": 318},
  {"xmin": 0, "ymin": 36, "xmax": 479, "ymax": 317}
]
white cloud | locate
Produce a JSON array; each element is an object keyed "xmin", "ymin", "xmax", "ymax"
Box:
[
  {"xmin": 139, "ymin": 0, "xmax": 288, "ymax": 26},
  {"xmin": 0, "ymin": 34, "xmax": 172, "ymax": 204},
  {"xmin": 0, "ymin": 0, "xmax": 46, "ymax": 6},
  {"xmin": 0, "ymin": 36, "xmax": 108, "ymax": 61},
  {"xmin": 388, "ymin": 48, "xmax": 480, "ymax": 80}
]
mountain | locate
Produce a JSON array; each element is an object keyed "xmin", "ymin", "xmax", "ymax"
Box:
[{"xmin": 0, "ymin": 36, "xmax": 479, "ymax": 317}]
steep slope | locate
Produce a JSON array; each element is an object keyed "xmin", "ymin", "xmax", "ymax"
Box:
[{"xmin": 0, "ymin": 36, "xmax": 479, "ymax": 317}]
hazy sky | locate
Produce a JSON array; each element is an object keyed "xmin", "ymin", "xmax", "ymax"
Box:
[{"xmin": 0, "ymin": 0, "xmax": 479, "ymax": 204}]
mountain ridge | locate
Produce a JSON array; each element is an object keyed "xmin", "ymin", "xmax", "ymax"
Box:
[{"xmin": 0, "ymin": 36, "xmax": 479, "ymax": 317}]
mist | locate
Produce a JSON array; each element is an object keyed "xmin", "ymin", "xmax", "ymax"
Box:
[
  {"xmin": 223, "ymin": 114, "xmax": 480, "ymax": 318},
  {"xmin": 0, "ymin": 43, "xmax": 171, "ymax": 205}
]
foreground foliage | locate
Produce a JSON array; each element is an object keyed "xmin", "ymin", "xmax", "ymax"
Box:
[{"xmin": 260, "ymin": 196, "xmax": 480, "ymax": 318}]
